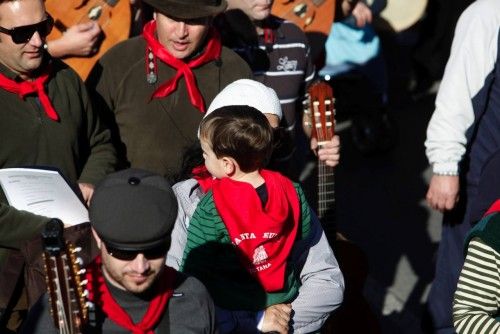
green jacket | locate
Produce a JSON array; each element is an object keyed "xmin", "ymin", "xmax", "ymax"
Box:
[
  {"xmin": 181, "ymin": 183, "xmax": 311, "ymax": 311},
  {"xmin": 87, "ymin": 35, "xmax": 252, "ymax": 178},
  {"xmin": 0, "ymin": 58, "xmax": 117, "ymax": 265}
]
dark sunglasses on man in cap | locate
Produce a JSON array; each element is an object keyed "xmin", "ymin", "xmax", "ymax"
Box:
[
  {"xmin": 105, "ymin": 243, "xmax": 169, "ymax": 261},
  {"xmin": 0, "ymin": 14, "xmax": 54, "ymax": 44}
]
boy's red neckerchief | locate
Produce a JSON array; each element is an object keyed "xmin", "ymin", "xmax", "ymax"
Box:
[{"xmin": 212, "ymin": 169, "xmax": 300, "ymax": 292}]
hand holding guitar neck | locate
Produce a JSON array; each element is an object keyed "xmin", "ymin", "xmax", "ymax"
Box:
[
  {"xmin": 312, "ymin": 134, "xmax": 340, "ymax": 167},
  {"xmin": 46, "ymin": 22, "xmax": 102, "ymax": 58},
  {"xmin": 304, "ymin": 81, "xmax": 336, "ymax": 224},
  {"xmin": 45, "ymin": 0, "xmax": 131, "ymax": 80}
]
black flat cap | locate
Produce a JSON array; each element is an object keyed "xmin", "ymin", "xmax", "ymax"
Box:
[
  {"xmin": 143, "ymin": 0, "xmax": 227, "ymax": 19},
  {"xmin": 89, "ymin": 169, "xmax": 178, "ymax": 251}
]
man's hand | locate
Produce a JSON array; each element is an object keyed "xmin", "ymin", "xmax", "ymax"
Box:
[
  {"xmin": 351, "ymin": 2, "xmax": 372, "ymax": 27},
  {"xmin": 261, "ymin": 303, "xmax": 292, "ymax": 334},
  {"xmin": 78, "ymin": 183, "xmax": 95, "ymax": 207},
  {"xmin": 311, "ymin": 135, "xmax": 340, "ymax": 167},
  {"xmin": 47, "ymin": 22, "xmax": 101, "ymax": 58},
  {"xmin": 426, "ymin": 175, "xmax": 459, "ymax": 212}
]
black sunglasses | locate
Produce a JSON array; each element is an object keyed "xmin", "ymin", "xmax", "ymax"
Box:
[
  {"xmin": 105, "ymin": 243, "xmax": 168, "ymax": 261},
  {"xmin": 0, "ymin": 15, "xmax": 54, "ymax": 44}
]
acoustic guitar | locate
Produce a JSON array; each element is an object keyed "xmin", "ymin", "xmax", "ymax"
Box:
[
  {"xmin": 271, "ymin": 0, "xmax": 335, "ymax": 35},
  {"xmin": 42, "ymin": 219, "xmax": 88, "ymax": 334},
  {"xmin": 45, "ymin": 0, "xmax": 131, "ymax": 80},
  {"xmin": 304, "ymin": 81, "xmax": 336, "ymax": 235}
]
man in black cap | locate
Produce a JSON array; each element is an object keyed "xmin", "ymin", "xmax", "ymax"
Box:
[
  {"xmin": 87, "ymin": 0, "xmax": 252, "ymax": 179},
  {"xmin": 24, "ymin": 169, "xmax": 216, "ymax": 333}
]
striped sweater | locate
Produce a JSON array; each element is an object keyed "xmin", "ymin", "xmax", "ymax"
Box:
[
  {"xmin": 453, "ymin": 213, "xmax": 500, "ymax": 333},
  {"xmin": 180, "ymin": 183, "xmax": 311, "ymax": 311},
  {"xmin": 217, "ymin": 14, "xmax": 315, "ymax": 131}
]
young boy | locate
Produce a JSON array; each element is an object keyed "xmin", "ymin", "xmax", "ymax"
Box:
[
  {"xmin": 168, "ymin": 79, "xmax": 343, "ymax": 333},
  {"xmin": 181, "ymin": 106, "xmax": 328, "ymax": 333}
]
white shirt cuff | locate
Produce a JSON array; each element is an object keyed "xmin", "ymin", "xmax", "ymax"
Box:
[{"xmin": 432, "ymin": 162, "xmax": 459, "ymax": 175}]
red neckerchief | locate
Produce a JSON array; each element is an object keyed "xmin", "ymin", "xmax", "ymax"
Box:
[
  {"xmin": 142, "ymin": 20, "xmax": 222, "ymax": 113},
  {"xmin": 212, "ymin": 169, "xmax": 300, "ymax": 292},
  {"xmin": 85, "ymin": 256, "xmax": 175, "ymax": 334},
  {"xmin": 263, "ymin": 28, "xmax": 275, "ymax": 45},
  {"xmin": 0, "ymin": 68, "xmax": 59, "ymax": 121},
  {"xmin": 192, "ymin": 165, "xmax": 213, "ymax": 193},
  {"xmin": 484, "ymin": 199, "xmax": 500, "ymax": 217}
]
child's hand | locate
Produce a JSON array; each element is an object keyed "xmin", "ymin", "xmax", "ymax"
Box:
[{"xmin": 261, "ymin": 303, "xmax": 292, "ymax": 333}]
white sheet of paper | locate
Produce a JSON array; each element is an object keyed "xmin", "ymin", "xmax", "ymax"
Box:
[{"xmin": 0, "ymin": 168, "xmax": 89, "ymax": 226}]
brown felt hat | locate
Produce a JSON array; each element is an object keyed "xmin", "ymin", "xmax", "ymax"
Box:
[{"xmin": 143, "ymin": 0, "xmax": 227, "ymax": 19}]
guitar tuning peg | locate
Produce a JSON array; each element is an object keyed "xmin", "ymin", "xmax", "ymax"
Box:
[
  {"xmin": 80, "ymin": 279, "xmax": 88, "ymax": 286},
  {"xmin": 72, "ymin": 247, "xmax": 82, "ymax": 253},
  {"xmin": 75, "ymin": 257, "xmax": 83, "ymax": 265},
  {"xmin": 82, "ymin": 290, "xmax": 89, "ymax": 297},
  {"xmin": 78, "ymin": 268, "xmax": 86, "ymax": 275},
  {"xmin": 86, "ymin": 301, "xmax": 95, "ymax": 309}
]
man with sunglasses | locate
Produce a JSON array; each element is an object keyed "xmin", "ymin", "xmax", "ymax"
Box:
[
  {"xmin": 0, "ymin": 0, "xmax": 116, "ymax": 332},
  {"xmin": 86, "ymin": 0, "xmax": 252, "ymax": 180},
  {"xmin": 0, "ymin": 14, "xmax": 102, "ymax": 59},
  {"xmin": 25, "ymin": 168, "xmax": 216, "ymax": 333}
]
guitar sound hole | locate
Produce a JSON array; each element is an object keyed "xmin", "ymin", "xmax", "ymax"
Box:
[{"xmin": 87, "ymin": 6, "xmax": 102, "ymax": 20}]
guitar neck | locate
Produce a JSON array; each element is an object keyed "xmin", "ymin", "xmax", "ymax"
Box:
[
  {"xmin": 317, "ymin": 159, "xmax": 335, "ymax": 220},
  {"xmin": 44, "ymin": 249, "xmax": 84, "ymax": 334},
  {"xmin": 43, "ymin": 219, "xmax": 87, "ymax": 334},
  {"xmin": 304, "ymin": 81, "xmax": 336, "ymax": 236}
]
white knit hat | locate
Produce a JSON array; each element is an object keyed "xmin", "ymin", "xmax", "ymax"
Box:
[{"xmin": 206, "ymin": 79, "xmax": 282, "ymax": 120}]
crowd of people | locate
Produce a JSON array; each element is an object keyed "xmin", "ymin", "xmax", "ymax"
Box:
[
  {"xmin": 0, "ymin": 0, "xmax": 351, "ymax": 332},
  {"xmin": 0, "ymin": 0, "xmax": 499, "ymax": 333}
]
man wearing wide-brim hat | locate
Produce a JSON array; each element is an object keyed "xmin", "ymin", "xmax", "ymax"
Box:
[
  {"xmin": 86, "ymin": 0, "xmax": 252, "ymax": 179},
  {"xmin": 25, "ymin": 169, "xmax": 216, "ymax": 333}
]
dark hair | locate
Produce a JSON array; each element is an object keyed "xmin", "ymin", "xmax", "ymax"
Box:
[
  {"xmin": 171, "ymin": 141, "xmax": 204, "ymax": 183},
  {"xmin": 199, "ymin": 106, "xmax": 273, "ymax": 173}
]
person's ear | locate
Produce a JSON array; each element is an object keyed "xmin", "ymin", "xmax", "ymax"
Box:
[
  {"xmin": 222, "ymin": 157, "xmax": 236, "ymax": 176},
  {"xmin": 91, "ymin": 228, "xmax": 102, "ymax": 249}
]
